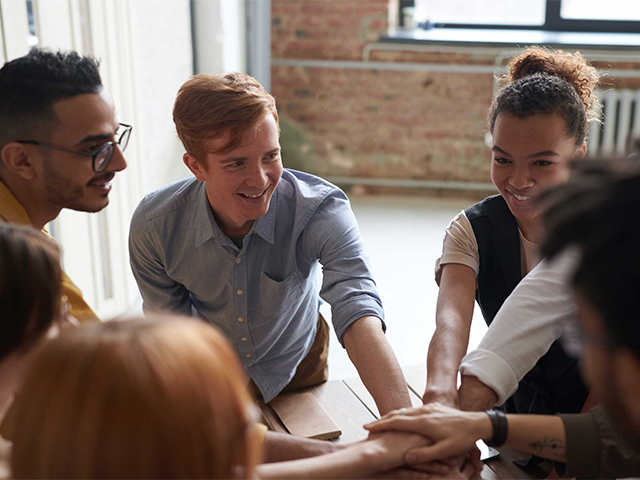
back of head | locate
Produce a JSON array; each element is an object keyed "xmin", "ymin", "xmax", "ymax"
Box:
[
  {"xmin": 541, "ymin": 159, "xmax": 640, "ymax": 357},
  {"xmin": 173, "ymin": 72, "xmax": 279, "ymax": 161},
  {"xmin": 0, "ymin": 49, "xmax": 102, "ymax": 150},
  {"xmin": 12, "ymin": 316, "xmax": 258, "ymax": 479},
  {"xmin": 0, "ymin": 223, "xmax": 62, "ymax": 361},
  {"xmin": 489, "ymin": 47, "xmax": 600, "ymax": 145}
]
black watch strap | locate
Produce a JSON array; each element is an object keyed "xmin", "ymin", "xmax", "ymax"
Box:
[{"xmin": 485, "ymin": 409, "xmax": 508, "ymax": 447}]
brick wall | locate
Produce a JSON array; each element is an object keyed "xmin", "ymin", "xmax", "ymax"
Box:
[{"xmin": 271, "ymin": 0, "xmax": 640, "ymax": 186}]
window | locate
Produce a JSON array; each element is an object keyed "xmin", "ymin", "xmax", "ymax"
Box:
[{"xmin": 410, "ymin": 0, "xmax": 640, "ymax": 33}]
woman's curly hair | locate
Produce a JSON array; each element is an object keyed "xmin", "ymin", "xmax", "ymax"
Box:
[{"xmin": 489, "ymin": 47, "xmax": 601, "ymax": 145}]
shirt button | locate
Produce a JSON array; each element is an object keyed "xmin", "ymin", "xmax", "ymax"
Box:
[
  {"xmin": 236, "ymin": 257, "xmax": 242, "ymax": 264},
  {"xmin": 241, "ymin": 337, "xmax": 247, "ymax": 341},
  {"xmin": 237, "ymin": 317, "xmax": 244, "ymax": 323},
  {"xmin": 236, "ymin": 289, "xmax": 243, "ymax": 296},
  {"xmin": 245, "ymin": 353, "xmax": 252, "ymax": 358}
]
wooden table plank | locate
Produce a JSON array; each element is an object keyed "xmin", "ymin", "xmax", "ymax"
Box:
[
  {"xmin": 484, "ymin": 446, "xmax": 551, "ymax": 480},
  {"xmin": 257, "ymin": 399, "xmax": 288, "ymax": 434},
  {"xmin": 308, "ymin": 380, "xmax": 377, "ymax": 444},
  {"xmin": 403, "ymin": 363, "xmax": 427, "ymax": 399},
  {"xmin": 343, "ymin": 377, "xmax": 422, "ymax": 419}
]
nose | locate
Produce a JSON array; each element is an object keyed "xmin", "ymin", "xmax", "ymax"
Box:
[
  {"xmin": 509, "ymin": 164, "xmax": 534, "ymax": 190},
  {"xmin": 245, "ymin": 162, "xmax": 268, "ymax": 189},
  {"xmin": 106, "ymin": 144, "xmax": 127, "ymax": 173}
]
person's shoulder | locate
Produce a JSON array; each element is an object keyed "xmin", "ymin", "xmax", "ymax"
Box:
[
  {"xmin": 131, "ymin": 176, "xmax": 203, "ymax": 227},
  {"xmin": 278, "ymin": 169, "xmax": 343, "ymax": 208},
  {"xmin": 465, "ymin": 194, "xmax": 505, "ymax": 221}
]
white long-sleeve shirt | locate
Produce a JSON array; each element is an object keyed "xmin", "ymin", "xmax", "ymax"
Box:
[{"xmin": 458, "ymin": 250, "xmax": 579, "ymax": 405}]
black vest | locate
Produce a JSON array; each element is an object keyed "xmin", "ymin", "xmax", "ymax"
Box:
[{"xmin": 465, "ymin": 195, "xmax": 588, "ymax": 415}]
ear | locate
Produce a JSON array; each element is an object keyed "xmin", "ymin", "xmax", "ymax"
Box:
[
  {"xmin": 575, "ymin": 143, "xmax": 588, "ymax": 160},
  {"xmin": 183, "ymin": 153, "xmax": 208, "ymax": 181},
  {"xmin": 1, "ymin": 142, "xmax": 38, "ymax": 180}
]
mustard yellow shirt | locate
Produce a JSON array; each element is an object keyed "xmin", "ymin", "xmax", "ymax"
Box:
[{"xmin": 0, "ymin": 179, "xmax": 99, "ymax": 322}]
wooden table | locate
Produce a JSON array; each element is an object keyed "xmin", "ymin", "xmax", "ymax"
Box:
[{"xmin": 260, "ymin": 364, "xmax": 552, "ymax": 480}]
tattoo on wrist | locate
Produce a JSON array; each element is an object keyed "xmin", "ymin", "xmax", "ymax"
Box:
[{"xmin": 529, "ymin": 437, "xmax": 566, "ymax": 455}]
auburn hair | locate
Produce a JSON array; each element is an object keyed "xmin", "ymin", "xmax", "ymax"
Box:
[
  {"xmin": 173, "ymin": 72, "xmax": 279, "ymax": 161},
  {"xmin": 489, "ymin": 47, "xmax": 600, "ymax": 145},
  {"xmin": 12, "ymin": 316, "xmax": 261, "ymax": 479}
]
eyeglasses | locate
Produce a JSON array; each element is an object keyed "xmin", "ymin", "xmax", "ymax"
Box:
[{"xmin": 17, "ymin": 123, "xmax": 132, "ymax": 173}]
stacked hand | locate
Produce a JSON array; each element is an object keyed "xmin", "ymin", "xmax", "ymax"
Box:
[{"xmin": 364, "ymin": 403, "xmax": 490, "ymax": 469}]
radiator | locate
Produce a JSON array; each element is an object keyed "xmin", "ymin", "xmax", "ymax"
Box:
[{"xmin": 589, "ymin": 89, "xmax": 640, "ymax": 157}]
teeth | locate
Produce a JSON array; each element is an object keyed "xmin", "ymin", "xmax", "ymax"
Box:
[
  {"xmin": 511, "ymin": 192, "xmax": 531, "ymax": 201},
  {"xmin": 242, "ymin": 191, "xmax": 264, "ymax": 198}
]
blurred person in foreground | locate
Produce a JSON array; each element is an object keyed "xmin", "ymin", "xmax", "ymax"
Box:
[
  {"xmin": 0, "ymin": 224, "xmax": 69, "ymax": 478},
  {"xmin": 11, "ymin": 316, "xmax": 479, "ymax": 479},
  {"xmin": 366, "ymin": 160, "xmax": 640, "ymax": 478}
]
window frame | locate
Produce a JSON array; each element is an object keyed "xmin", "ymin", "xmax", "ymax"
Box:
[{"xmin": 403, "ymin": 0, "xmax": 640, "ymax": 33}]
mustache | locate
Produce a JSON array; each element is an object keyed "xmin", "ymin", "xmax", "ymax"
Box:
[{"xmin": 88, "ymin": 172, "xmax": 115, "ymax": 184}]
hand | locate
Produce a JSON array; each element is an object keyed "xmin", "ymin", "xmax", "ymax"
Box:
[
  {"xmin": 361, "ymin": 431, "xmax": 433, "ymax": 473},
  {"xmin": 363, "ymin": 403, "xmax": 491, "ymax": 464},
  {"xmin": 422, "ymin": 388, "xmax": 459, "ymax": 409}
]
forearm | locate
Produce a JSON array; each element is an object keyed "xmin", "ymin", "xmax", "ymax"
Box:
[
  {"xmin": 343, "ymin": 316, "xmax": 412, "ymax": 415},
  {"xmin": 425, "ymin": 324, "xmax": 470, "ymax": 405},
  {"xmin": 504, "ymin": 415, "xmax": 567, "ymax": 463},
  {"xmin": 426, "ymin": 264, "xmax": 476, "ymax": 405},
  {"xmin": 458, "ymin": 375, "xmax": 498, "ymax": 412},
  {"xmin": 262, "ymin": 432, "xmax": 340, "ymax": 462},
  {"xmin": 467, "ymin": 412, "xmax": 567, "ymax": 462},
  {"xmin": 258, "ymin": 443, "xmax": 373, "ymax": 480}
]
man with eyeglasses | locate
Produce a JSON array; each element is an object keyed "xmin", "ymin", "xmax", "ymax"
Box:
[{"xmin": 0, "ymin": 49, "xmax": 130, "ymax": 322}]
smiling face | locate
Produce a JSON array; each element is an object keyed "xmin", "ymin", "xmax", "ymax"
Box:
[
  {"xmin": 184, "ymin": 113, "xmax": 283, "ymax": 237},
  {"xmin": 491, "ymin": 113, "xmax": 586, "ymax": 236},
  {"xmin": 36, "ymin": 90, "xmax": 127, "ymax": 213}
]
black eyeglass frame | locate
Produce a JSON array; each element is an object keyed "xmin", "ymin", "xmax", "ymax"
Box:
[{"xmin": 17, "ymin": 123, "xmax": 132, "ymax": 173}]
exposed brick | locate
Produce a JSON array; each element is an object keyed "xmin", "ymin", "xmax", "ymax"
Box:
[{"xmin": 272, "ymin": 1, "xmax": 640, "ymax": 184}]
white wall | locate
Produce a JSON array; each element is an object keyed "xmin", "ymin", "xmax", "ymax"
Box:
[
  {"xmin": 129, "ymin": 0, "xmax": 194, "ymax": 195},
  {"xmin": 192, "ymin": 0, "xmax": 247, "ymax": 75}
]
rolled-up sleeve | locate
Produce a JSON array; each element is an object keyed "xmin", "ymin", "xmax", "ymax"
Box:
[
  {"xmin": 459, "ymin": 251, "xmax": 579, "ymax": 405},
  {"xmin": 302, "ymin": 191, "xmax": 385, "ymax": 346}
]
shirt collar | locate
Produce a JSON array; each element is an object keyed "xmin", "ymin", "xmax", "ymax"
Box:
[
  {"xmin": 0, "ymin": 179, "xmax": 32, "ymax": 225},
  {"xmin": 193, "ymin": 183, "xmax": 277, "ymax": 247}
]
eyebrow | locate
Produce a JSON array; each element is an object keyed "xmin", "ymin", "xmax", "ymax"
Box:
[
  {"xmin": 74, "ymin": 123, "xmax": 120, "ymax": 147},
  {"xmin": 492, "ymin": 146, "xmax": 559, "ymax": 158},
  {"xmin": 74, "ymin": 133, "xmax": 112, "ymax": 147},
  {"xmin": 220, "ymin": 147, "xmax": 281, "ymax": 164}
]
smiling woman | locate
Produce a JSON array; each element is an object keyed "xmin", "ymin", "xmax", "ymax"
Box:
[{"xmin": 424, "ymin": 47, "xmax": 600, "ymax": 417}]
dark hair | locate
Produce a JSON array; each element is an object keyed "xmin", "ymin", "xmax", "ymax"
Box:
[
  {"xmin": 0, "ymin": 223, "xmax": 62, "ymax": 360},
  {"xmin": 0, "ymin": 49, "xmax": 102, "ymax": 148},
  {"xmin": 541, "ymin": 159, "xmax": 640, "ymax": 356},
  {"xmin": 489, "ymin": 47, "xmax": 600, "ymax": 145}
]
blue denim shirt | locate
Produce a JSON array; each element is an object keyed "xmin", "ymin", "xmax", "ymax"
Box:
[{"xmin": 129, "ymin": 169, "xmax": 385, "ymax": 401}]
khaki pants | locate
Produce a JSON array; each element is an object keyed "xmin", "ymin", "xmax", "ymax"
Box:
[{"xmin": 249, "ymin": 313, "xmax": 329, "ymax": 399}]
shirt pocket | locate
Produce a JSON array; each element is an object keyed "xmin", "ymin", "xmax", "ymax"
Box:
[{"xmin": 257, "ymin": 271, "xmax": 304, "ymax": 324}]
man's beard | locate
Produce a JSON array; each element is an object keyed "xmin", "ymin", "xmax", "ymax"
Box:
[{"xmin": 42, "ymin": 158, "xmax": 103, "ymax": 213}]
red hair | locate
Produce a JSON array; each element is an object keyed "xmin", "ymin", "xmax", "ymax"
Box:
[
  {"xmin": 173, "ymin": 72, "xmax": 279, "ymax": 161},
  {"xmin": 12, "ymin": 316, "xmax": 261, "ymax": 479}
]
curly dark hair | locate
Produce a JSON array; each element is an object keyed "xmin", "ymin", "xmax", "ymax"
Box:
[
  {"xmin": 0, "ymin": 48, "xmax": 102, "ymax": 148},
  {"xmin": 489, "ymin": 47, "xmax": 600, "ymax": 145},
  {"xmin": 541, "ymin": 157, "xmax": 640, "ymax": 357}
]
